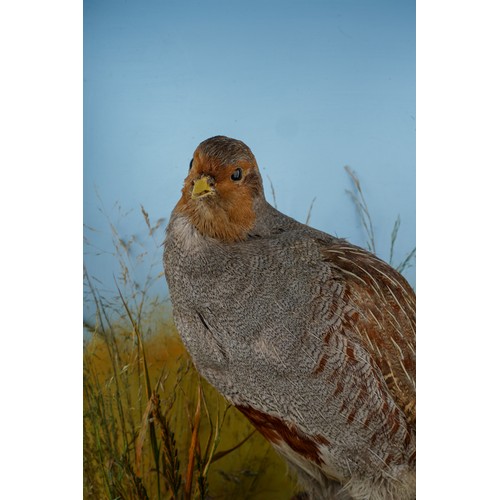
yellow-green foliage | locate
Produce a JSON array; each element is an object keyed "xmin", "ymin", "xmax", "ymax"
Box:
[
  {"xmin": 83, "ymin": 318, "xmax": 299, "ymax": 500},
  {"xmin": 84, "ymin": 203, "xmax": 297, "ymax": 498}
]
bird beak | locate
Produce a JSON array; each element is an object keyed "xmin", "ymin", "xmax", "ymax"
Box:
[{"xmin": 191, "ymin": 176, "xmax": 215, "ymax": 199}]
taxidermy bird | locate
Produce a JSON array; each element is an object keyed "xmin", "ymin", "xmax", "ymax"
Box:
[{"xmin": 163, "ymin": 136, "xmax": 416, "ymax": 500}]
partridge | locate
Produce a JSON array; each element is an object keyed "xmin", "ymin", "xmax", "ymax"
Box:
[{"xmin": 163, "ymin": 136, "xmax": 416, "ymax": 500}]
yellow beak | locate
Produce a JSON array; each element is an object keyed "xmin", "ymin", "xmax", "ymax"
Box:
[{"xmin": 191, "ymin": 176, "xmax": 215, "ymax": 199}]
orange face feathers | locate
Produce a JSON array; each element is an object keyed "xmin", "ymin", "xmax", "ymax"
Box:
[{"xmin": 174, "ymin": 136, "xmax": 264, "ymax": 242}]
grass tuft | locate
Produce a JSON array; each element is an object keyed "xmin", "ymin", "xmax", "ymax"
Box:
[
  {"xmin": 344, "ymin": 166, "xmax": 416, "ymax": 274},
  {"xmin": 83, "ymin": 202, "xmax": 299, "ymax": 499}
]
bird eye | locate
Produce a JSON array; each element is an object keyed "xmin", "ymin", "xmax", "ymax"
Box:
[
  {"xmin": 231, "ymin": 167, "xmax": 242, "ymax": 181},
  {"xmin": 189, "ymin": 159, "xmax": 193, "ymax": 170}
]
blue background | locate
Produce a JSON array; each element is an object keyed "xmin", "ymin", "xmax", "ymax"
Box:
[{"xmin": 84, "ymin": 0, "xmax": 415, "ymax": 303}]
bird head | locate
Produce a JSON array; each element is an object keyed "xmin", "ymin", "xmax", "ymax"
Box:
[{"xmin": 174, "ymin": 136, "xmax": 264, "ymax": 242}]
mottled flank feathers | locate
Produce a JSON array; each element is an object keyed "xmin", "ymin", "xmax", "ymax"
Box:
[{"xmin": 164, "ymin": 136, "xmax": 416, "ymax": 500}]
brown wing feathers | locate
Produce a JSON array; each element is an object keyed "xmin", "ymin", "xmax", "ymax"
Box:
[{"xmin": 322, "ymin": 243, "xmax": 416, "ymax": 428}]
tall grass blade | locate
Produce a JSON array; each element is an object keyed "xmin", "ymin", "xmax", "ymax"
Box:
[
  {"xmin": 305, "ymin": 197, "xmax": 316, "ymax": 226},
  {"xmin": 389, "ymin": 215, "xmax": 401, "ymax": 266},
  {"xmin": 185, "ymin": 382, "xmax": 202, "ymax": 499},
  {"xmin": 344, "ymin": 166, "xmax": 376, "ymax": 254},
  {"xmin": 115, "ymin": 279, "xmax": 161, "ymax": 499}
]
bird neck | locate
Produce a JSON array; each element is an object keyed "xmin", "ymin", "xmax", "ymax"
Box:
[{"xmin": 174, "ymin": 193, "xmax": 261, "ymax": 243}]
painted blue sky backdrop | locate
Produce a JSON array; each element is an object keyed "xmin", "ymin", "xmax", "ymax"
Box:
[{"xmin": 84, "ymin": 0, "xmax": 415, "ymax": 306}]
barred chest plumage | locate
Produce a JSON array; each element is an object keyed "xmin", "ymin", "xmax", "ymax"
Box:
[
  {"xmin": 163, "ymin": 136, "xmax": 416, "ymax": 500},
  {"xmin": 164, "ymin": 208, "xmax": 414, "ymax": 489},
  {"xmin": 164, "ymin": 211, "xmax": 339, "ymax": 382}
]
